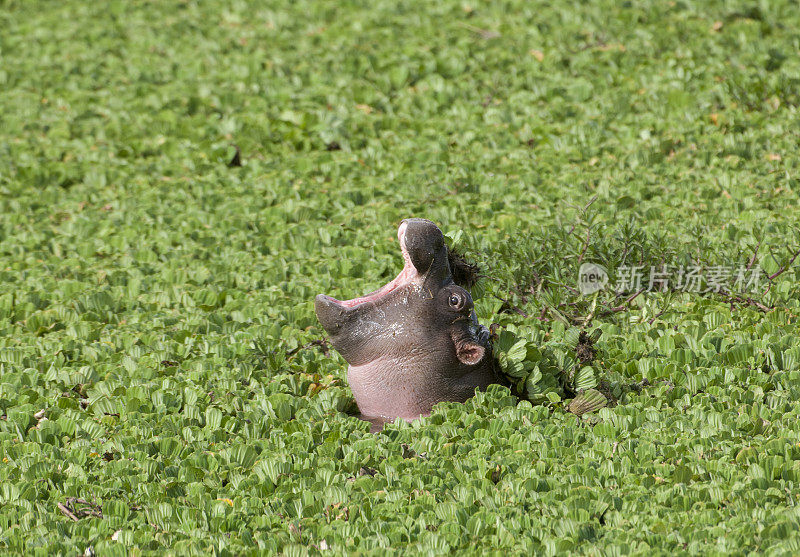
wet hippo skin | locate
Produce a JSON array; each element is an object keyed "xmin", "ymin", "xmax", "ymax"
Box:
[{"xmin": 315, "ymin": 219, "xmax": 499, "ymax": 429}]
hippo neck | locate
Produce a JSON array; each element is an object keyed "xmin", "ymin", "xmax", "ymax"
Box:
[{"xmin": 346, "ymin": 356, "xmax": 494, "ymax": 420}]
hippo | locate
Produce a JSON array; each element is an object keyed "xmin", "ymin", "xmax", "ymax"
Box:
[{"xmin": 315, "ymin": 218, "xmax": 500, "ymax": 428}]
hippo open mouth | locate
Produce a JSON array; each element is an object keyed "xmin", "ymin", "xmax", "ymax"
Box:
[
  {"xmin": 315, "ymin": 219, "xmax": 499, "ymax": 425},
  {"xmin": 316, "ymin": 220, "xmax": 419, "ymax": 310}
]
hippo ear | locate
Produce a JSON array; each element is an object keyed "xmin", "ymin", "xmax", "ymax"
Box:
[{"xmin": 454, "ymin": 338, "xmax": 486, "ymax": 366}]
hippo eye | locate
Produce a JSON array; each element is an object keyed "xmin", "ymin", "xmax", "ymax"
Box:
[{"xmin": 448, "ymin": 293, "xmax": 463, "ymax": 309}]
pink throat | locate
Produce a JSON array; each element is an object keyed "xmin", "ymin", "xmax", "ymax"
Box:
[{"xmin": 326, "ymin": 222, "xmax": 417, "ymax": 308}]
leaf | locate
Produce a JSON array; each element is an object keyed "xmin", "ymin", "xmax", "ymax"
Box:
[
  {"xmin": 673, "ymin": 465, "xmax": 692, "ymax": 484},
  {"xmin": 725, "ymin": 343, "xmax": 754, "ymax": 366},
  {"xmin": 563, "ymin": 327, "xmax": 581, "ymax": 348},
  {"xmin": 507, "ymin": 339, "xmax": 528, "ymax": 362},
  {"xmin": 495, "ymin": 330, "xmax": 519, "ymax": 353},
  {"xmin": 574, "ymin": 366, "xmax": 598, "ymax": 391},
  {"xmin": 524, "ymin": 366, "xmax": 543, "ymax": 393},
  {"xmin": 205, "ymin": 407, "xmax": 223, "ymax": 430},
  {"xmin": 566, "ymin": 389, "xmax": 607, "ymax": 416}
]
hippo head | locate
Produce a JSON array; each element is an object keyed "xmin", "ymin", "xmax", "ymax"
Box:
[{"xmin": 315, "ymin": 218, "xmax": 497, "ymax": 423}]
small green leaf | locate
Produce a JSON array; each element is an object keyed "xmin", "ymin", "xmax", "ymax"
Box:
[{"xmin": 574, "ymin": 366, "xmax": 598, "ymax": 391}]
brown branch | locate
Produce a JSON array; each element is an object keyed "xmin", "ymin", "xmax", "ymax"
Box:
[
  {"xmin": 64, "ymin": 498, "xmax": 103, "ymax": 519},
  {"xmin": 552, "ymin": 282, "xmax": 581, "ymax": 296},
  {"xmin": 577, "ymin": 228, "xmax": 591, "ymax": 265},
  {"xmin": 718, "ymin": 291, "xmax": 771, "ymax": 313},
  {"xmin": 743, "ymin": 298, "xmax": 771, "ymax": 313},
  {"xmin": 539, "ymin": 306, "xmax": 548, "ymax": 321},
  {"xmin": 746, "ymin": 241, "xmax": 761, "ymax": 271},
  {"xmin": 492, "ymin": 294, "xmax": 529, "ymax": 317},
  {"xmin": 287, "ymin": 339, "xmax": 330, "ymax": 359},
  {"xmin": 608, "ymin": 289, "xmax": 646, "ymax": 312},
  {"xmin": 647, "ymin": 310, "xmax": 667, "ymax": 325},
  {"xmin": 766, "ymin": 247, "xmax": 800, "ymax": 281},
  {"xmin": 57, "ymin": 503, "xmax": 79, "ymax": 522}
]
